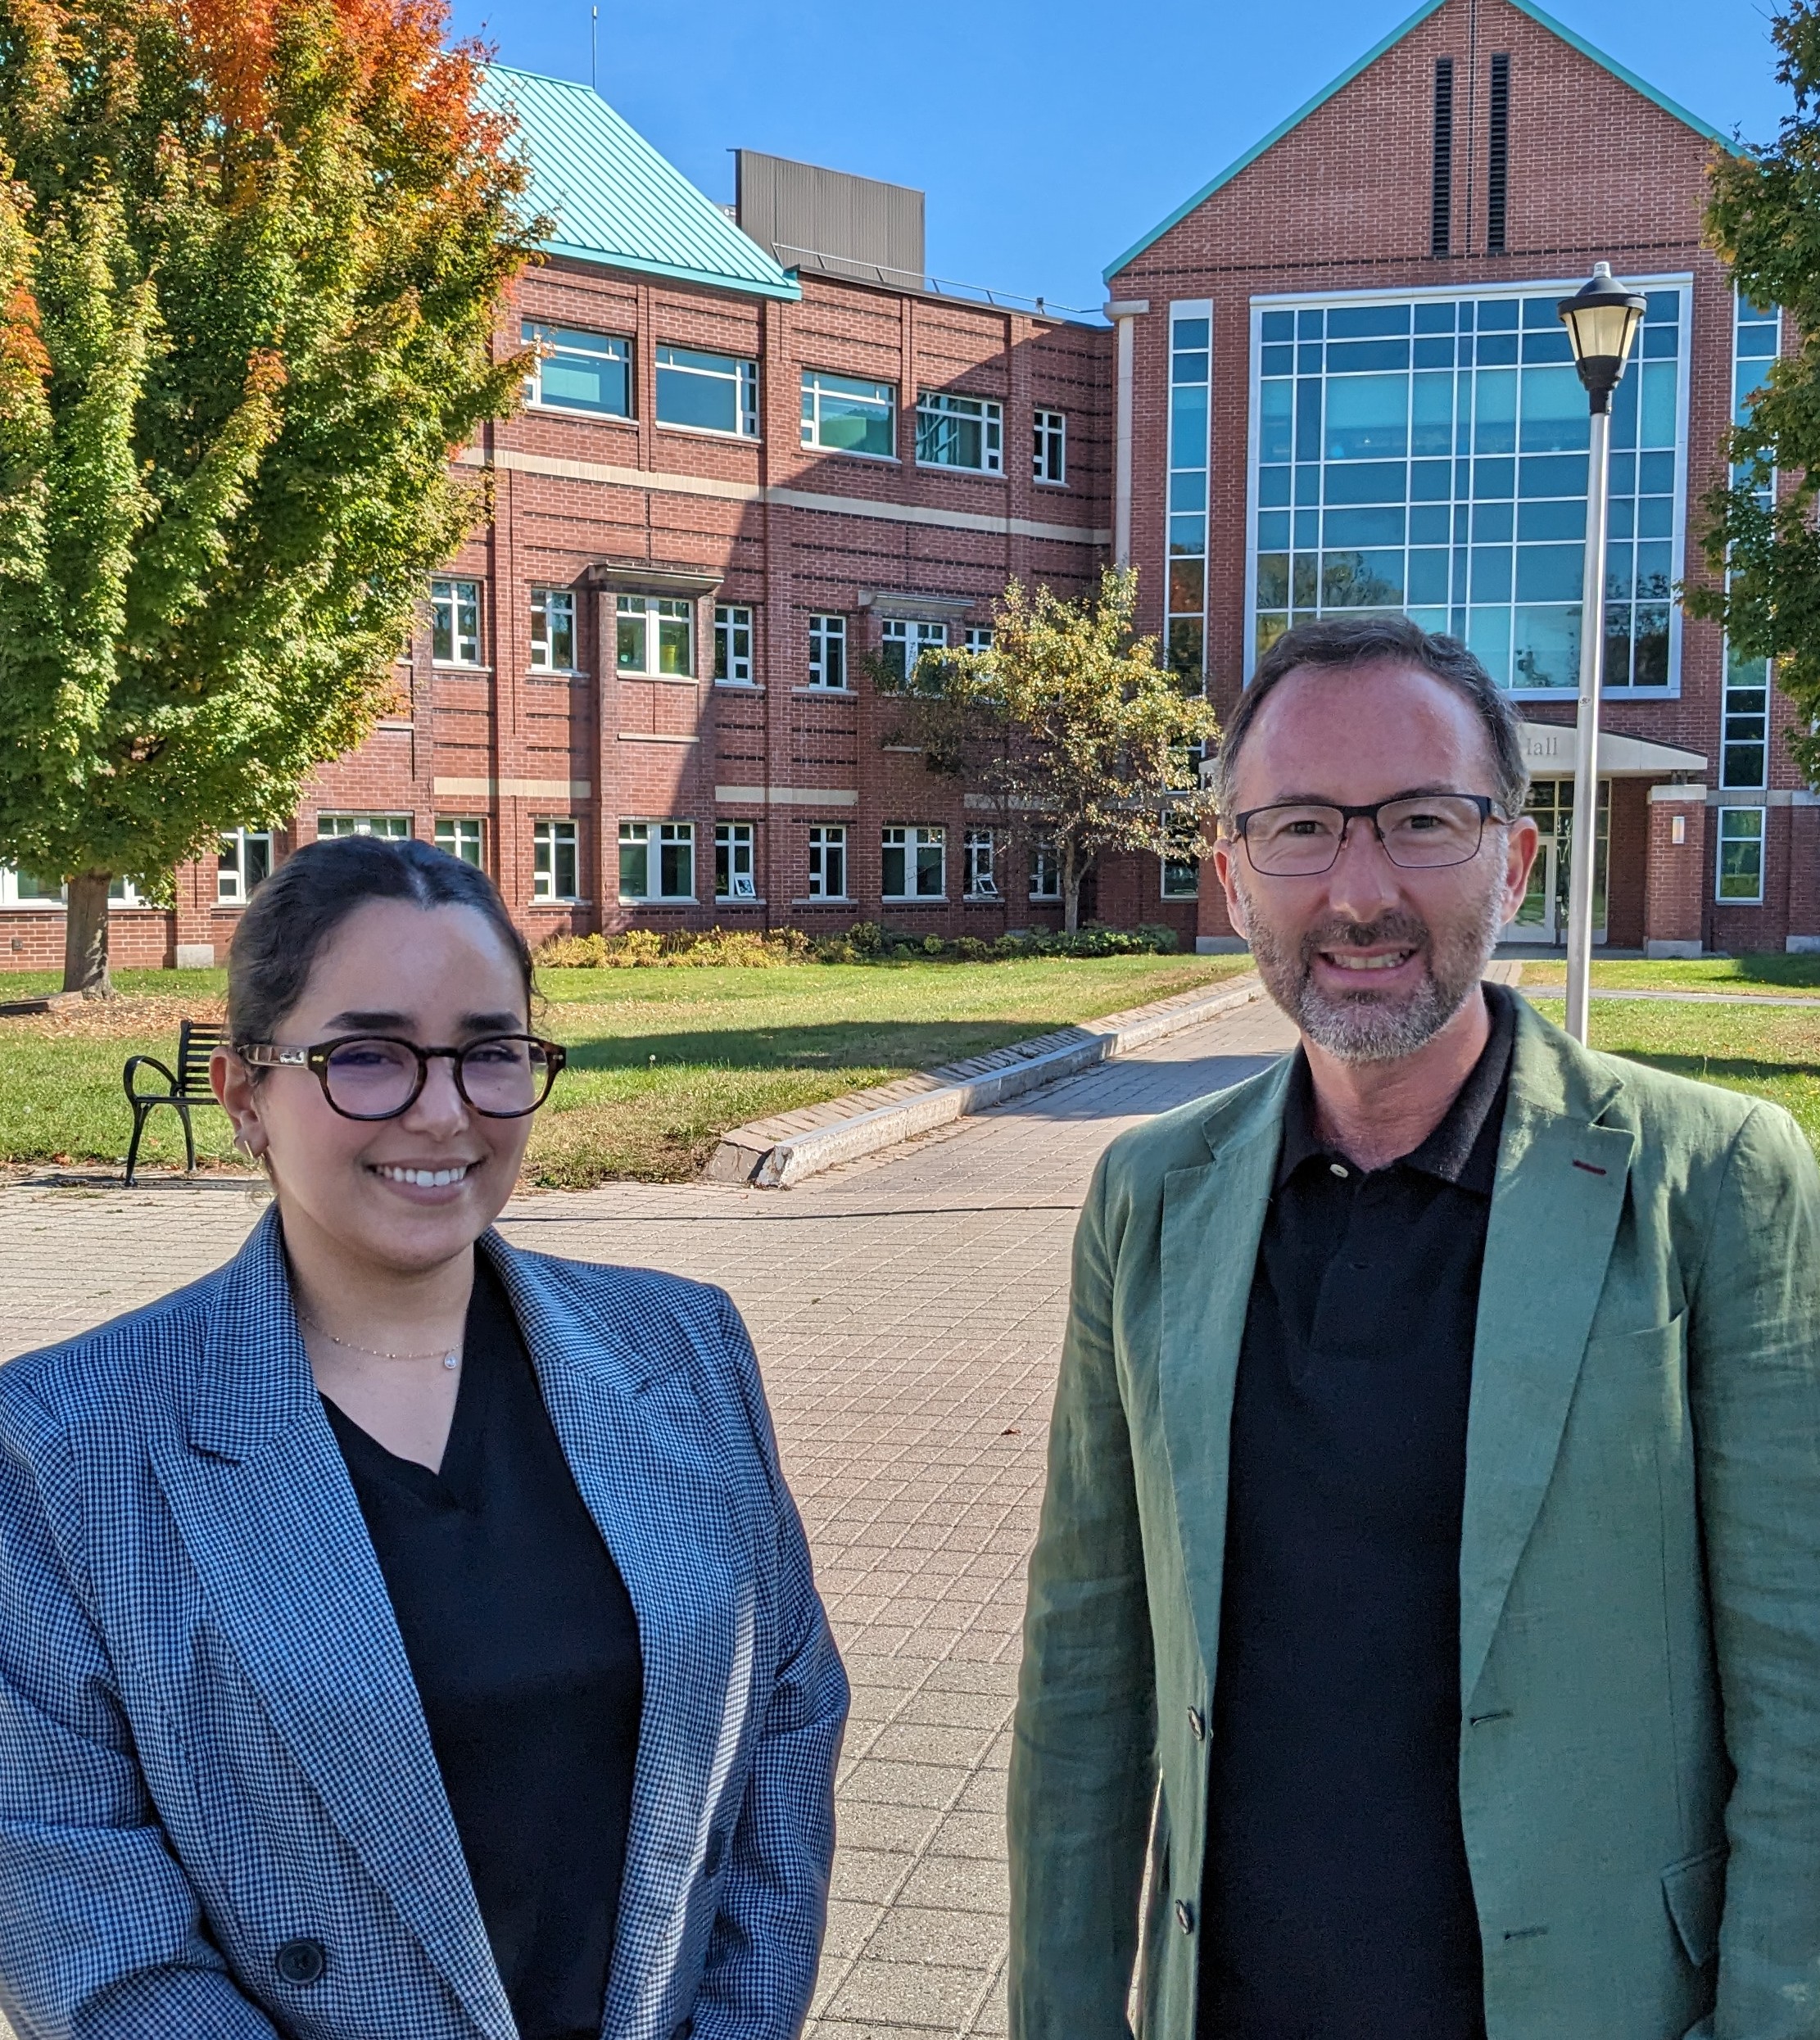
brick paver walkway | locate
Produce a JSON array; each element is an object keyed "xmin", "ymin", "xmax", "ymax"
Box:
[{"xmin": 0, "ymin": 997, "xmax": 1297, "ymax": 2038}]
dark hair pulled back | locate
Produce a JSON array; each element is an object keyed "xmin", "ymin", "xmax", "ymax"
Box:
[{"xmin": 227, "ymin": 835, "xmax": 533, "ymax": 1052}]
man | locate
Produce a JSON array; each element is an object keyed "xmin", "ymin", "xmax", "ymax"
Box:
[{"xmin": 1007, "ymin": 616, "xmax": 1820, "ymax": 2040}]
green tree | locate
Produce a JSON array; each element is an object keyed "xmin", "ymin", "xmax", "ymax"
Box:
[
  {"xmin": 1693, "ymin": 0, "xmax": 1820, "ymax": 776},
  {"xmin": 879, "ymin": 568, "xmax": 1219, "ymax": 934},
  {"xmin": 0, "ymin": 0, "xmax": 535, "ymax": 989}
]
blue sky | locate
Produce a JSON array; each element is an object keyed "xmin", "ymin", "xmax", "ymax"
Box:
[{"xmin": 448, "ymin": 0, "xmax": 1791, "ymax": 313}]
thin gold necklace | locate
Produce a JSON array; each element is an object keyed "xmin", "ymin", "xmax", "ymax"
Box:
[{"xmin": 296, "ymin": 1305, "xmax": 461, "ymax": 1371}]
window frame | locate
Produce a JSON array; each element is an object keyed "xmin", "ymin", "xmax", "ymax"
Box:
[
  {"xmin": 529, "ymin": 586, "xmax": 577, "ymax": 674},
  {"xmin": 715, "ymin": 821, "xmax": 758, "ymax": 902},
  {"xmin": 881, "ymin": 618, "xmax": 948, "ymax": 685},
  {"xmin": 1161, "ymin": 854, "xmax": 1201, "ymax": 899},
  {"xmin": 618, "ymin": 819, "xmax": 696, "ymax": 903},
  {"xmin": 430, "ymin": 577, "xmax": 482, "ymax": 667},
  {"xmin": 616, "ymin": 594, "xmax": 695, "ymax": 679},
  {"xmin": 315, "ymin": 814, "xmax": 411, "ymax": 840},
  {"xmin": 434, "ymin": 816, "xmax": 486, "ymax": 870},
  {"xmin": 881, "ymin": 823, "xmax": 947, "ymax": 902},
  {"xmin": 532, "ymin": 819, "xmax": 581, "ymax": 903},
  {"xmin": 807, "ymin": 824, "xmax": 849, "ymax": 901},
  {"xmin": 807, "ymin": 613, "xmax": 849, "ymax": 690},
  {"xmin": 217, "ymin": 828, "xmax": 273, "ymax": 905},
  {"xmin": 963, "ymin": 828, "xmax": 1001, "ymax": 900},
  {"xmin": 916, "ymin": 390, "xmax": 1004, "ymax": 475},
  {"xmin": 655, "ymin": 343, "xmax": 759, "ymax": 440},
  {"xmin": 714, "ymin": 604, "xmax": 755, "ymax": 686},
  {"xmin": 1715, "ymin": 806, "xmax": 1766, "ymax": 905},
  {"xmin": 1033, "ymin": 407, "xmax": 1067, "ymax": 486},
  {"xmin": 1030, "ymin": 838, "xmax": 1062, "ymax": 902},
  {"xmin": 521, "ymin": 320, "xmax": 632, "ymax": 419},
  {"xmin": 800, "ymin": 369, "xmax": 898, "ymax": 460},
  {"xmin": 0, "ymin": 868, "xmax": 147, "ymax": 908}
]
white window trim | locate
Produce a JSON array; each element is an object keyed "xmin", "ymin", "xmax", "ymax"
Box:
[
  {"xmin": 655, "ymin": 346, "xmax": 758, "ymax": 440},
  {"xmin": 714, "ymin": 604, "xmax": 756, "ymax": 687},
  {"xmin": 521, "ymin": 322, "xmax": 633, "ymax": 420},
  {"xmin": 528, "ymin": 587, "xmax": 579, "ymax": 675},
  {"xmin": 881, "ymin": 824, "xmax": 947, "ymax": 902},
  {"xmin": 799, "ymin": 369, "xmax": 899, "ymax": 460},
  {"xmin": 963, "ymin": 828, "xmax": 1001, "ymax": 901},
  {"xmin": 1242, "ymin": 272, "xmax": 1695, "ymax": 700},
  {"xmin": 807, "ymin": 613, "xmax": 849, "ymax": 691},
  {"xmin": 806, "ymin": 824, "xmax": 849, "ymax": 901},
  {"xmin": 618, "ymin": 819, "xmax": 697, "ymax": 903},
  {"xmin": 616, "ymin": 594, "xmax": 696, "ymax": 681},
  {"xmin": 881, "ymin": 618, "xmax": 948, "ymax": 685},
  {"xmin": 0, "ymin": 868, "xmax": 149, "ymax": 909},
  {"xmin": 532, "ymin": 819, "xmax": 582, "ymax": 903},
  {"xmin": 1161, "ymin": 855, "xmax": 1201, "ymax": 900},
  {"xmin": 915, "ymin": 390, "xmax": 1005, "ymax": 475},
  {"xmin": 1033, "ymin": 407, "xmax": 1067, "ymax": 486},
  {"xmin": 433, "ymin": 816, "xmax": 487, "ymax": 870},
  {"xmin": 715, "ymin": 821, "xmax": 758, "ymax": 902},
  {"xmin": 430, "ymin": 577, "xmax": 484, "ymax": 668},
  {"xmin": 1715, "ymin": 804, "xmax": 1767, "ymax": 906},
  {"xmin": 217, "ymin": 828, "xmax": 274, "ymax": 906}
]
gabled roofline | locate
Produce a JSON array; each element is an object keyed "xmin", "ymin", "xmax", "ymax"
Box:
[
  {"xmin": 1102, "ymin": 0, "xmax": 1744, "ymax": 284},
  {"xmin": 539, "ymin": 239, "xmax": 802, "ymax": 300}
]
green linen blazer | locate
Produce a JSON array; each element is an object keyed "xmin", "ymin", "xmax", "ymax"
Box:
[{"xmin": 1007, "ymin": 996, "xmax": 1820, "ymax": 2040}]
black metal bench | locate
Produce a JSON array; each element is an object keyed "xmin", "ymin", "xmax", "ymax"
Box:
[{"xmin": 123, "ymin": 1020, "xmax": 224, "ymax": 1185}]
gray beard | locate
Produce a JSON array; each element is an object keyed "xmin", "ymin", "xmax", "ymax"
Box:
[{"xmin": 1236, "ymin": 871, "xmax": 1506, "ymax": 1065}]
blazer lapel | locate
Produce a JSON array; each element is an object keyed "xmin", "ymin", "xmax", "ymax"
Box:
[
  {"xmin": 153, "ymin": 1211, "xmax": 514, "ymax": 2040},
  {"xmin": 1459, "ymin": 1003, "xmax": 1634, "ymax": 1706},
  {"xmin": 487, "ymin": 1237, "xmax": 746, "ymax": 2038},
  {"xmin": 1158, "ymin": 1061, "xmax": 1294, "ymax": 1671}
]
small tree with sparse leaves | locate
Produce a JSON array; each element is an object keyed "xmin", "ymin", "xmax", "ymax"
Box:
[{"xmin": 876, "ymin": 568, "xmax": 1219, "ymax": 934}]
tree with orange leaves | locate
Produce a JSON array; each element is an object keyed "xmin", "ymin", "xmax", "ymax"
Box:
[{"xmin": 0, "ymin": 0, "xmax": 536, "ymax": 989}]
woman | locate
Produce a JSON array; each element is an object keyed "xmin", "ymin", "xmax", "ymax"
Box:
[{"xmin": 0, "ymin": 836, "xmax": 848, "ymax": 2040}]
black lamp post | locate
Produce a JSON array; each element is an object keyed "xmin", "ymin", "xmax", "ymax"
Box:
[{"xmin": 1556, "ymin": 263, "xmax": 1648, "ymax": 1042}]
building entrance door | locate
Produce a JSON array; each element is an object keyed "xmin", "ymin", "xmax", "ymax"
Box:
[{"xmin": 1504, "ymin": 777, "xmax": 1607, "ymax": 944}]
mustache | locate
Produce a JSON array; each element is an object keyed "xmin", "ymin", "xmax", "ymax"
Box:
[{"xmin": 1301, "ymin": 913, "xmax": 1433, "ymax": 957}]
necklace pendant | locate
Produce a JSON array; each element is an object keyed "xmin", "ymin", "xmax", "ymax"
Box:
[{"xmin": 443, "ymin": 1351, "xmax": 461, "ymax": 1370}]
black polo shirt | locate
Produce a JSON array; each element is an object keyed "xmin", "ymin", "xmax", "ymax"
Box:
[
  {"xmin": 1197, "ymin": 984, "xmax": 1515, "ymax": 2040},
  {"xmin": 324, "ymin": 1261, "xmax": 644, "ymax": 2040}
]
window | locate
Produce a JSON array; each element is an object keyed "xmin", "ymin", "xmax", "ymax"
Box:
[
  {"xmin": 801, "ymin": 369, "xmax": 896, "ymax": 458},
  {"xmin": 522, "ymin": 321, "xmax": 631, "ymax": 417},
  {"xmin": 1722, "ymin": 295, "xmax": 1782, "ymax": 791},
  {"xmin": 533, "ymin": 820, "xmax": 580, "ymax": 902},
  {"xmin": 317, "ymin": 814, "xmax": 410, "ymax": 839},
  {"xmin": 964, "ymin": 626, "xmax": 995, "ymax": 652},
  {"xmin": 431, "ymin": 578, "xmax": 481, "ymax": 665},
  {"xmin": 617, "ymin": 595, "xmax": 694, "ymax": 677},
  {"xmin": 656, "ymin": 345, "xmax": 758, "ymax": 437},
  {"xmin": 434, "ymin": 816, "xmax": 485, "ymax": 868},
  {"xmin": 217, "ymin": 829, "xmax": 272, "ymax": 904},
  {"xmin": 1169, "ymin": 304, "xmax": 1211, "ymax": 684},
  {"xmin": 715, "ymin": 821, "xmax": 756, "ymax": 900},
  {"xmin": 619, "ymin": 820, "xmax": 695, "ymax": 902},
  {"xmin": 530, "ymin": 587, "xmax": 576, "ymax": 672},
  {"xmin": 1161, "ymin": 856, "xmax": 1200, "ymax": 899},
  {"xmin": 0, "ymin": 869, "xmax": 145, "ymax": 906},
  {"xmin": 807, "ymin": 613, "xmax": 847, "ymax": 690},
  {"xmin": 714, "ymin": 604, "xmax": 754, "ymax": 685},
  {"xmin": 917, "ymin": 391, "xmax": 1003, "ymax": 473},
  {"xmin": 808, "ymin": 825, "xmax": 847, "ymax": 899},
  {"xmin": 1030, "ymin": 838, "xmax": 1062, "ymax": 900},
  {"xmin": 963, "ymin": 829, "xmax": 1000, "ymax": 899},
  {"xmin": 1250, "ymin": 283, "xmax": 1690, "ymax": 694},
  {"xmin": 882, "ymin": 825, "xmax": 945, "ymax": 899},
  {"xmin": 1717, "ymin": 807, "xmax": 1765, "ymax": 903},
  {"xmin": 1033, "ymin": 409, "xmax": 1066, "ymax": 486},
  {"xmin": 881, "ymin": 618, "xmax": 947, "ymax": 684}
]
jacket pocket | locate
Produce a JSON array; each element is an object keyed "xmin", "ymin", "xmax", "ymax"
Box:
[{"xmin": 1661, "ymin": 1842, "xmax": 1727, "ymax": 1968}]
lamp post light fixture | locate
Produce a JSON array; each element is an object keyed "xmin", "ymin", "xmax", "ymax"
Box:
[{"xmin": 1556, "ymin": 261, "xmax": 1648, "ymax": 1043}]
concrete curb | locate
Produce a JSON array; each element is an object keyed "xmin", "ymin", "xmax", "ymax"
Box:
[{"xmin": 708, "ymin": 974, "xmax": 1264, "ymax": 1190}]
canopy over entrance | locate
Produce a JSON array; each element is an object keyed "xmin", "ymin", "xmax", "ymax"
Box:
[{"xmin": 1518, "ymin": 721, "xmax": 1706, "ymax": 779}]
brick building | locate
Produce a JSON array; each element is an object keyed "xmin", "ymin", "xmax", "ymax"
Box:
[
  {"xmin": 1, "ymin": 2, "xmax": 1801, "ymax": 964},
  {"xmin": 1104, "ymin": 0, "xmax": 1802, "ymax": 955}
]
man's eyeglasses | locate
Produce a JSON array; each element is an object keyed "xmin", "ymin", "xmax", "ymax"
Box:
[
  {"xmin": 237, "ymin": 1034, "xmax": 567, "ymax": 1121},
  {"xmin": 1232, "ymin": 794, "xmax": 1510, "ymax": 877}
]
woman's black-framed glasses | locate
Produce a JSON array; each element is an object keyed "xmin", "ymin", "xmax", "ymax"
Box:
[
  {"xmin": 1232, "ymin": 794, "xmax": 1510, "ymax": 878},
  {"xmin": 238, "ymin": 1034, "xmax": 567, "ymax": 1121}
]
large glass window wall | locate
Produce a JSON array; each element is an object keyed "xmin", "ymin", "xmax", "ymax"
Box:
[
  {"xmin": 1248, "ymin": 282, "xmax": 1689, "ymax": 696},
  {"xmin": 1167, "ymin": 303, "xmax": 1211, "ymax": 685},
  {"xmin": 1719, "ymin": 295, "xmax": 1781, "ymax": 792}
]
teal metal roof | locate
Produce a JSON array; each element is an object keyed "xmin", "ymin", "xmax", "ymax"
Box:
[
  {"xmin": 1103, "ymin": 0, "xmax": 1741, "ymax": 283},
  {"xmin": 479, "ymin": 66, "xmax": 799, "ymax": 301}
]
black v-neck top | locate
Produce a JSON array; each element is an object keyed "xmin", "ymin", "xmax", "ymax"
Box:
[{"xmin": 322, "ymin": 1260, "xmax": 644, "ymax": 2040}]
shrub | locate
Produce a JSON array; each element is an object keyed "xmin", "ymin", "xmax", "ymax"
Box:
[
  {"xmin": 533, "ymin": 918, "xmax": 1184, "ymax": 970},
  {"xmin": 955, "ymin": 935, "xmax": 990, "ymax": 961}
]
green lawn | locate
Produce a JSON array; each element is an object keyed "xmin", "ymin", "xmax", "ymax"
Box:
[
  {"xmin": 1524, "ymin": 995, "xmax": 1820, "ymax": 1150},
  {"xmin": 1517, "ymin": 953, "xmax": 1820, "ymax": 996},
  {"xmin": 0, "ymin": 955, "xmax": 1252, "ymax": 1187}
]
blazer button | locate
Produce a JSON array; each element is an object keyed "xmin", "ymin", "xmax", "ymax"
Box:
[
  {"xmin": 274, "ymin": 1938, "xmax": 328, "ymax": 1986},
  {"xmin": 703, "ymin": 1829, "xmax": 727, "ymax": 1878},
  {"xmin": 1187, "ymin": 1707, "xmax": 1206, "ymax": 1740},
  {"xmin": 1175, "ymin": 1900, "xmax": 1195, "ymax": 1934}
]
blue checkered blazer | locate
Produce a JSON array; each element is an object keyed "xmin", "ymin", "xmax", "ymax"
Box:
[{"xmin": 0, "ymin": 1210, "xmax": 849, "ymax": 2040}]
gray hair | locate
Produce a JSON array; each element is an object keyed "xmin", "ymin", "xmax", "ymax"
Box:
[{"xmin": 1211, "ymin": 615, "xmax": 1529, "ymax": 821}]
